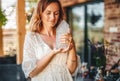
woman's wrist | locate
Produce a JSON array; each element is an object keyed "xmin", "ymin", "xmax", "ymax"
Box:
[
  {"xmin": 68, "ymin": 47, "xmax": 77, "ymax": 62},
  {"xmin": 68, "ymin": 59, "xmax": 77, "ymax": 63},
  {"xmin": 51, "ymin": 50, "xmax": 57, "ymax": 56}
]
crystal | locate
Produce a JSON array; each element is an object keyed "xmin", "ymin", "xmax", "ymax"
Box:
[{"xmin": 56, "ymin": 20, "xmax": 69, "ymax": 49}]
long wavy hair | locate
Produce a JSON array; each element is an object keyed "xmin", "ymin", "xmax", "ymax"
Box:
[{"xmin": 29, "ymin": 0, "xmax": 64, "ymax": 32}]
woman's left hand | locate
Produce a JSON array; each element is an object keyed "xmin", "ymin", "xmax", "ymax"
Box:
[{"xmin": 60, "ymin": 29, "xmax": 74, "ymax": 52}]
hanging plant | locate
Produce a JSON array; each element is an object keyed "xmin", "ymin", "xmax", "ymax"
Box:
[{"xmin": 0, "ymin": 9, "xmax": 7, "ymax": 26}]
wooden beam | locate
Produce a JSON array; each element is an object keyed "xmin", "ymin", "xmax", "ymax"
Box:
[
  {"xmin": 60, "ymin": 0, "xmax": 77, "ymax": 7},
  {"xmin": 0, "ymin": 27, "xmax": 4, "ymax": 56},
  {"xmin": 16, "ymin": 0, "xmax": 26, "ymax": 64},
  {"xmin": 0, "ymin": 0, "xmax": 4, "ymax": 56}
]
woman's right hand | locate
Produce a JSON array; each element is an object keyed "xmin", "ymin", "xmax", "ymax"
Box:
[{"xmin": 52, "ymin": 48, "xmax": 67, "ymax": 55}]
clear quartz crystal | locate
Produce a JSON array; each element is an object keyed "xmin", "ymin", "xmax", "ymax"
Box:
[{"xmin": 56, "ymin": 20, "xmax": 69, "ymax": 49}]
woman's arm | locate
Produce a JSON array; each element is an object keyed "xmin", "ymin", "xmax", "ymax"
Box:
[
  {"xmin": 66, "ymin": 41, "xmax": 78, "ymax": 74},
  {"xmin": 29, "ymin": 50, "xmax": 60, "ymax": 78},
  {"xmin": 60, "ymin": 30, "xmax": 78, "ymax": 74},
  {"xmin": 29, "ymin": 52, "xmax": 54, "ymax": 78}
]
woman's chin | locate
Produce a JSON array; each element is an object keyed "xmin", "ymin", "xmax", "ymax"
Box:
[{"xmin": 49, "ymin": 24, "xmax": 56, "ymax": 27}]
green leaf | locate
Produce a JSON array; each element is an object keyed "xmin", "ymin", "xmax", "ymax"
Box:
[{"xmin": 0, "ymin": 9, "xmax": 7, "ymax": 26}]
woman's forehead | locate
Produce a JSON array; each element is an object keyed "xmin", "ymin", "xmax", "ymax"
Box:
[{"xmin": 44, "ymin": 2, "xmax": 60, "ymax": 12}]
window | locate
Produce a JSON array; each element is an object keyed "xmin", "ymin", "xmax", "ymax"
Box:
[{"xmin": 67, "ymin": 1, "xmax": 104, "ymax": 66}]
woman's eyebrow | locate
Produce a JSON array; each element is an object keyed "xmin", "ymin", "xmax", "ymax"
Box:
[{"xmin": 46, "ymin": 10, "xmax": 59, "ymax": 12}]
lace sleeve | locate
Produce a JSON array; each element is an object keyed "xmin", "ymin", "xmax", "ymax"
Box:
[{"xmin": 22, "ymin": 32, "xmax": 37, "ymax": 78}]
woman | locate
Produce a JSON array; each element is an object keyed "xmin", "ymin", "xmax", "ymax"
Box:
[{"xmin": 22, "ymin": 0, "xmax": 78, "ymax": 81}]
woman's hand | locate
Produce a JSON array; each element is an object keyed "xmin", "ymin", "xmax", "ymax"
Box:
[
  {"xmin": 52, "ymin": 47, "xmax": 70, "ymax": 55},
  {"xmin": 59, "ymin": 29, "xmax": 74, "ymax": 52},
  {"xmin": 52, "ymin": 48, "xmax": 65, "ymax": 55}
]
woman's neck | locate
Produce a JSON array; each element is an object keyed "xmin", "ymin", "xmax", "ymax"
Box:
[{"xmin": 40, "ymin": 27, "xmax": 56, "ymax": 37}]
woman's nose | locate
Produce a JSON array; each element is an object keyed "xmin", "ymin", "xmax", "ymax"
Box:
[{"xmin": 50, "ymin": 14, "xmax": 55, "ymax": 20}]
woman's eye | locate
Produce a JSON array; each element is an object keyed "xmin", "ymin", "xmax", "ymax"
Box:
[
  {"xmin": 46, "ymin": 11, "xmax": 51, "ymax": 15},
  {"xmin": 46, "ymin": 12, "xmax": 51, "ymax": 15},
  {"xmin": 45, "ymin": 11, "xmax": 59, "ymax": 15},
  {"xmin": 55, "ymin": 12, "xmax": 59, "ymax": 15}
]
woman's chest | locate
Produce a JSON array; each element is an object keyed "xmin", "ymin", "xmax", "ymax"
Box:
[
  {"xmin": 40, "ymin": 34, "xmax": 56, "ymax": 50},
  {"xmin": 35, "ymin": 44, "xmax": 51, "ymax": 59}
]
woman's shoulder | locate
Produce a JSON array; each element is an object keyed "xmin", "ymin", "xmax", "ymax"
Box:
[
  {"xmin": 25, "ymin": 31, "xmax": 38, "ymax": 40},
  {"xmin": 25, "ymin": 31, "xmax": 37, "ymax": 37}
]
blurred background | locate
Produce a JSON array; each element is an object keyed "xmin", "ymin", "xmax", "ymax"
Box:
[{"xmin": 0, "ymin": 0, "xmax": 120, "ymax": 81}]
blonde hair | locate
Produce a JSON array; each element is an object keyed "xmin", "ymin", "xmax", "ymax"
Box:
[{"xmin": 29, "ymin": 0, "xmax": 64, "ymax": 32}]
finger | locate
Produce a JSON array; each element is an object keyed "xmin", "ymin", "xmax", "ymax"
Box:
[
  {"xmin": 63, "ymin": 41, "xmax": 71, "ymax": 52},
  {"xmin": 60, "ymin": 32, "xmax": 71, "ymax": 39},
  {"xmin": 54, "ymin": 48, "xmax": 62, "ymax": 52},
  {"xmin": 60, "ymin": 37, "xmax": 72, "ymax": 44},
  {"xmin": 68, "ymin": 28, "xmax": 71, "ymax": 33},
  {"xmin": 60, "ymin": 34, "xmax": 68, "ymax": 39},
  {"xmin": 60, "ymin": 34, "xmax": 71, "ymax": 41},
  {"xmin": 69, "ymin": 37, "xmax": 73, "ymax": 42},
  {"xmin": 61, "ymin": 48, "xmax": 69, "ymax": 53},
  {"xmin": 69, "ymin": 42, "xmax": 74, "ymax": 50},
  {"xmin": 53, "ymin": 48, "xmax": 64, "ymax": 54},
  {"xmin": 60, "ymin": 39, "xmax": 70, "ymax": 44},
  {"xmin": 61, "ymin": 31, "xmax": 70, "ymax": 37}
]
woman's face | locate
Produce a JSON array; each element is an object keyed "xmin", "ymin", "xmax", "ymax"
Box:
[{"xmin": 41, "ymin": 2, "xmax": 60, "ymax": 28}]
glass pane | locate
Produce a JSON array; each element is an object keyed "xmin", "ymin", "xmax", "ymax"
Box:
[
  {"xmin": 87, "ymin": 2, "xmax": 105, "ymax": 67},
  {"xmin": 87, "ymin": 2, "xmax": 104, "ymax": 43},
  {"xmin": 68, "ymin": 6, "xmax": 85, "ymax": 61}
]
